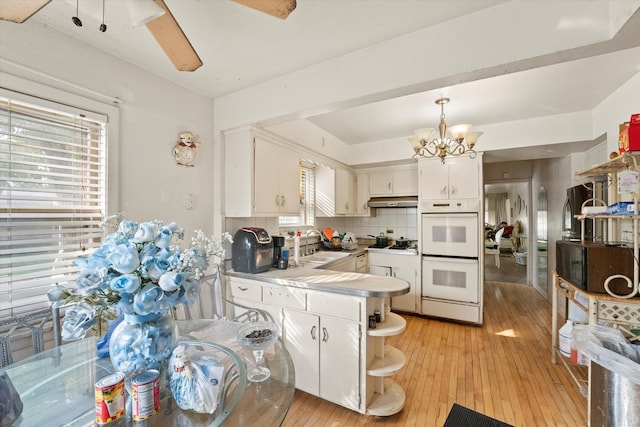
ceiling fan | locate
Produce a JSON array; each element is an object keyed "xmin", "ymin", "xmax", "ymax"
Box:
[{"xmin": 0, "ymin": 0, "xmax": 297, "ymax": 72}]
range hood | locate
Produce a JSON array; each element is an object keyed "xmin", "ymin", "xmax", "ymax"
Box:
[{"xmin": 367, "ymin": 196, "xmax": 418, "ymax": 208}]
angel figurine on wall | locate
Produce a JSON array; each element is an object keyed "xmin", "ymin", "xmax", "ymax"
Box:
[{"xmin": 172, "ymin": 131, "xmax": 199, "ymax": 166}]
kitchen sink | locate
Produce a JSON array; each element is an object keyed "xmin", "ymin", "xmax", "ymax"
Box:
[{"xmin": 300, "ymin": 251, "xmax": 350, "ymax": 264}]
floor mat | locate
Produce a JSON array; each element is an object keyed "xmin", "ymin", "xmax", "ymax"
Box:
[{"xmin": 443, "ymin": 404, "xmax": 514, "ymax": 427}]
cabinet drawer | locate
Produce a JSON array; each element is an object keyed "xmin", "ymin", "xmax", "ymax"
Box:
[
  {"xmin": 355, "ymin": 253, "xmax": 367, "ymax": 272},
  {"xmin": 228, "ymin": 279, "xmax": 262, "ymax": 303},
  {"xmin": 263, "ymin": 285, "xmax": 306, "ymax": 310},
  {"xmin": 308, "ymin": 292, "xmax": 361, "ymax": 322}
]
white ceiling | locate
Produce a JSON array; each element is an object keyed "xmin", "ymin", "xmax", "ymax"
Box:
[{"xmin": 15, "ymin": 0, "xmax": 640, "ymax": 162}]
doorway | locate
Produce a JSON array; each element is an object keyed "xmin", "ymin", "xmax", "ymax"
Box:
[{"xmin": 484, "ymin": 181, "xmax": 530, "ymax": 285}]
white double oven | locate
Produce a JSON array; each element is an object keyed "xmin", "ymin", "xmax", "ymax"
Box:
[{"xmin": 420, "ymin": 199, "xmax": 483, "ymax": 324}]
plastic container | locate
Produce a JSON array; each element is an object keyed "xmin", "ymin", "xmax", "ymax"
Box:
[
  {"xmin": 293, "ymin": 232, "xmax": 300, "ymax": 266},
  {"xmin": 559, "ymin": 320, "xmax": 573, "ymax": 358}
]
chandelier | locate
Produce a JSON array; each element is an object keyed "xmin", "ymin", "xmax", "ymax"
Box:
[{"xmin": 408, "ymin": 97, "xmax": 482, "ymax": 164}]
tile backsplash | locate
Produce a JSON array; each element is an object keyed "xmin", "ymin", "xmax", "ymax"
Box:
[{"xmin": 224, "ymin": 207, "xmax": 418, "ymax": 242}]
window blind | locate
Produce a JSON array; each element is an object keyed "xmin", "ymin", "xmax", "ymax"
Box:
[
  {"xmin": 279, "ymin": 166, "xmax": 315, "ymax": 227},
  {"xmin": 0, "ymin": 96, "xmax": 107, "ymax": 318}
]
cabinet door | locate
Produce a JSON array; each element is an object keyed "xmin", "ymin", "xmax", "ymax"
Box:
[
  {"xmin": 369, "ymin": 265, "xmax": 391, "ymax": 276},
  {"xmin": 336, "ymin": 168, "xmax": 355, "ymax": 215},
  {"xmin": 419, "ymin": 156, "xmax": 479, "ymax": 200},
  {"xmin": 276, "ymin": 146, "xmax": 301, "ymax": 215},
  {"xmin": 390, "ymin": 266, "xmax": 417, "ymax": 312},
  {"xmin": 315, "ymin": 164, "xmax": 335, "ymax": 217},
  {"xmin": 254, "ymin": 137, "xmax": 300, "ymax": 215},
  {"xmin": 356, "ymin": 174, "xmax": 370, "ymax": 215},
  {"xmin": 319, "ymin": 316, "xmax": 360, "ymax": 411},
  {"xmin": 283, "ymin": 309, "xmax": 320, "ymax": 395},
  {"xmin": 392, "ymin": 169, "xmax": 418, "ymax": 196},
  {"xmin": 447, "ymin": 156, "xmax": 479, "ymax": 200},
  {"xmin": 254, "ymin": 137, "xmax": 285, "ymax": 215},
  {"xmin": 419, "ymin": 158, "xmax": 449, "ymax": 200},
  {"xmin": 369, "ymin": 172, "xmax": 393, "ymax": 196}
]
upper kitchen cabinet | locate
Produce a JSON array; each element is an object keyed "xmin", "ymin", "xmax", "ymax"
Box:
[
  {"xmin": 369, "ymin": 169, "xmax": 418, "ymax": 197},
  {"xmin": 316, "ymin": 165, "xmax": 356, "ymax": 216},
  {"xmin": 356, "ymin": 174, "xmax": 371, "ymax": 216},
  {"xmin": 418, "ymin": 156, "xmax": 480, "ymax": 201},
  {"xmin": 336, "ymin": 167, "xmax": 356, "ymax": 215},
  {"xmin": 224, "ymin": 128, "xmax": 300, "ymax": 217}
]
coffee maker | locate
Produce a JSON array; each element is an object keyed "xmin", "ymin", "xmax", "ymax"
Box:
[{"xmin": 272, "ymin": 235, "xmax": 285, "ymax": 267}]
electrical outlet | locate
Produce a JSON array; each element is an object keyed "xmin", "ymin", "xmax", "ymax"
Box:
[{"xmin": 184, "ymin": 193, "xmax": 194, "ymax": 210}]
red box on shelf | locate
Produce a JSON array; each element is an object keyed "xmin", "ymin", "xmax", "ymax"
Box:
[{"xmin": 628, "ymin": 113, "xmax": 640, "ymax": 151}]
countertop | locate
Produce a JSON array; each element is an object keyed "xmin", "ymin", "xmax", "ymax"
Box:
[{"xmin": 226, "ymin": 247, "xmax": 411, "ymax": 298}]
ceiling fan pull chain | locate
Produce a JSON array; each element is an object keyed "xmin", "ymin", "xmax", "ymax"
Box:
[
  {"xmin": 99, "ymin": 0, "xmax": 107, "ymax": 32},
  {"xmin": 72, "ymin": 0, "xmax": 82, "ymax": 27}
]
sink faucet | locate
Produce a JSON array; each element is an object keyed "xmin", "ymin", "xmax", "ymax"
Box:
[{"xmin": 304, "ymin": 230, "xmax": 322, "ymax": 255}]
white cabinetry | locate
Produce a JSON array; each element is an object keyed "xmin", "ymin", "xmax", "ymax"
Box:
[
  {"xmin": 316, "ymin": 165, "xmax": 356, "ymax": 216},
  {"xmin": 326, "ymin": 252, "xmax": 367, "ymax": 273},
  {"xmin": 369, "ymin": 169, "xmax": 417, "ymax": 197},
  {"xmin": 336, "ymin": 167, "xmax": 356, "ymax": 215},
  {"xmin": 226, "ymin": 272, "xmax": 406, "ymax": 416},
  {"xmin": 356, "ymin": 174, "xmax": 371, "ymax": 216},
  {"xmin": 419, "ymin": 155, "xmax": 479, "ymax": 200},
  {"xmin": 224, "ymin": 127, "xmax": 300, "ymax": 217},
  {"xmin": 368, "ymin": 252, "xmax": 419, "ymax": 313},
  {"xmin": 283, "ymin": 305, "xmax": 361, "ymax": 410}
]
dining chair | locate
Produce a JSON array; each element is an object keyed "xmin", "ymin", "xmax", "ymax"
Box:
[
  {"xmin": 485, "ymin": 227, "xmax": 504, "ymax": 268},
  {"xmin": 0, "ymin": 306, "xmax": 61, "ymax": 368},
  {"xmin": 171, "ymin": 265, "xmax": 272, "ymax": 323}
]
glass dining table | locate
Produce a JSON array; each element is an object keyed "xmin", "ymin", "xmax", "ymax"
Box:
[{"xmin": 5, "ymin": 319, "xmax": 295, "ymax": 426}]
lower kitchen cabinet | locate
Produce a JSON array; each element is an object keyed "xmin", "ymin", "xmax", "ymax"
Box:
[
  {"xmin": 283, "ymin": 308, "xmax": 361, "ymax": 410},
  {"xmin": 226, "ymin": 274, "xmax": 408, "ymax": 415},
  {"xmin": 368, "ymin": 252, "xmax": 419, "ymax": 313}
]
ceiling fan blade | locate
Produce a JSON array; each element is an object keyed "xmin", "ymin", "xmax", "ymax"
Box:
[
  {"xmin": 0, "ymin": 0, "xmax": 51, "ymax": 23},
  {"xmin": 232, "ymin": 0, "xmax": 296, "ymax": 20},
  {"xmin": 145, "ymin": 0, "xmax": 203, "ymax": 72}
]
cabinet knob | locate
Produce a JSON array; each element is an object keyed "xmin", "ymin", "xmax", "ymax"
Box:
[
  {"xmin": 281, "ymin": 195, "xmax": 286, "ymax": 207},
  {"xmin": 322, "ymin": 327, "xmax": 329, "ymax": 342},
  {"xmin": 310, "ymin": 325, "xmax": 317, "ymax": 340},
  {"xmin": 388, "ymin": 182, "xmax": 392, "ymax": 190},
  {"xmin": 451, "ymin": 186, "xmax": 457, "ymax": 195},
  {"xmin": 274, "ymin": 195, "xmax": 280, "ymax": 206},
  {"xmin": 442, "ymin": 186, "xmax": 447, "ymax": 194}
]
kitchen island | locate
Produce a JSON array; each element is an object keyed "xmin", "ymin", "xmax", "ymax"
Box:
[{"xmin": 225, "ymin": 249, "xmax": 410, "ymax": 416}]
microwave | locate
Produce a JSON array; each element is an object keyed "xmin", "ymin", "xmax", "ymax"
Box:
[{"xmin": 556, "ymin": 240, "xmax": 635, "ymax": 294}]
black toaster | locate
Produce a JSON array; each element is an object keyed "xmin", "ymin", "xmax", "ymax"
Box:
[{"xmin": 231, "ymin": 227, "xmax": 273, "ymax": 273}]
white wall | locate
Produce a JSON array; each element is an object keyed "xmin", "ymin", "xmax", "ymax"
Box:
[{"xmin": 0, "ymin": 22, "xmax": 215, "ymax": 237}]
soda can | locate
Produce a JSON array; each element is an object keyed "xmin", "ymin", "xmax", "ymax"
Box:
[
  {"xmin": 95, "ymin": 372, "xmax": 125, "ymax": 424},
  {"xmin": 131, "ymin": 369, "xmax": 160, "ymax": 420}
]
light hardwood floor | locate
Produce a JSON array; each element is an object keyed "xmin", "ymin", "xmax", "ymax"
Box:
[{"xmin": 283, "ymin": 281, "xmax": 587, "ymax": 427}]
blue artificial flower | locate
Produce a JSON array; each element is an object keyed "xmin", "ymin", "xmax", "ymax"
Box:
[
  {"xmin": 110, "ymin": 274, "xmax": 141, "ymax": 294},
  {"xmin": 133, "ymin": 222, "xmax": 156, "ymax": 243},
  {"xmin": 75, "ymin": 267, "xmax": 108, "ymax": 295},
  {"xmin": 143, "ymin": 257, "xmax": 171, "ymax": 280},
  {"xmin": 133, "ymin": 283, "xmax": 166, "ymax": 315},
  {"xmin": 139, "ymin": 243, "xmax": 159, "ymax": 265},
  {"xmin": 159, "ymin": 272, "xmax": 186, "ymax": 292},
  {"xmin": 47, "ymin": 284, "xmax": 68, "ymax": 306},
  {"xmin": 61, "ymin": 302, "xmax": 96, "ymax": 341},
  {"xmin": 106, "ymin": 242, "xmax": 141, "ymax": 274},
  {"xmin": 155, "ymin": 226, "xmax": 173, "ymax": 249}
]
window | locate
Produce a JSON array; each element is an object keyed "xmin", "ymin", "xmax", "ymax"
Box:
[
  {"xmin": 0, "ymin": 94, "xmax": 107, "ymax": 317},
  {"xmin": 279, "ymin": 165, "xmax": 315, "ymax": 227}
]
